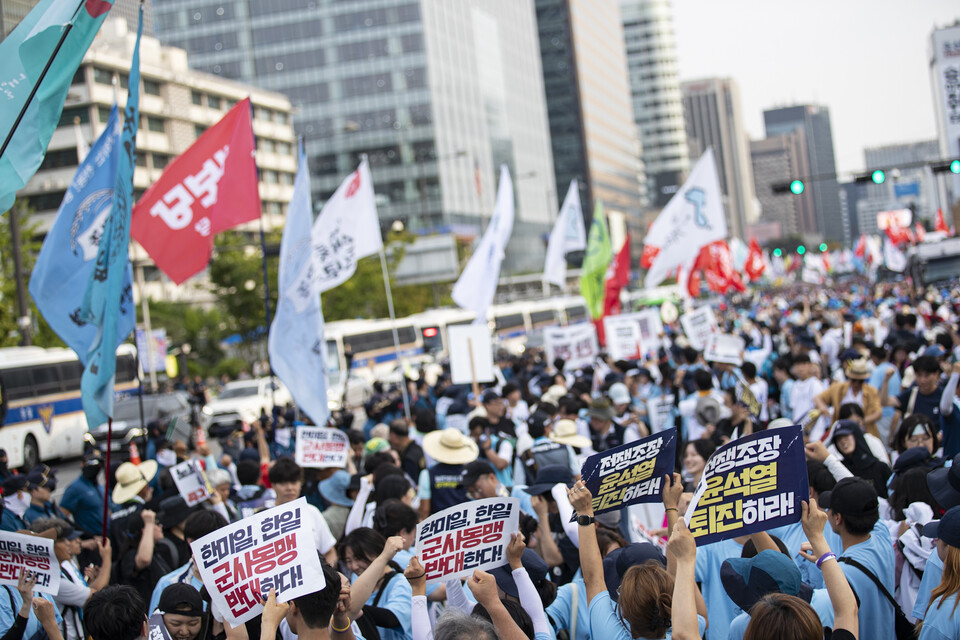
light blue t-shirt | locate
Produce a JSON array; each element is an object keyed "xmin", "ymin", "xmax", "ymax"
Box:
[
  {"xmin": 149, "ymin": 561, "xmax": 204, "ymax": 615},
  {"xmin": 766, "ymin": 520, "xmax": 844, "ymax": 590},
  {"xmin": 546, "ymin": 579, "xmax": 590, "ymax": 640},
  {"xmin": 918, "ymin": 592, "xmax": 960, "ymax": 640},
  {"xmin": 832, "ymin": 522, "xmax": 895, "ymax": 640},
  {"xmin": 363, "ymin": 570, "xmax": 413, "ymax": 640},
  {"xmin": 912, "ymin": 552, "xmax": 944, "ymax": 620},
  {"xmin": 727, "ymin": 588, "xmax": 835, "ymax": 640},
  {"xmin": 695, "ymin": 538, "xmax": 744, "ymax": 640},
  {"xmin": 869, "ymin": 363, "xmax": 900, "ymax": 421},
  {"xmin": 0, "ymin": 586, "xmax": 63, "ymax": 640},
  {"xmin": 587, "ymin": 590, "xmax": 706, "ymax": 640}
]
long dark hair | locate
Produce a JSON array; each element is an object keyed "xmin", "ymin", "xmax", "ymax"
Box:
[{"xmin": 337, "ymin": 527, "xmax": 401, "ymax": 573}]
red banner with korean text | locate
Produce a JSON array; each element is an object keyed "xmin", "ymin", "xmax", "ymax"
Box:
[{"xmin": 131, "ymin": 98, "xmax": 261, "ymax": 284}]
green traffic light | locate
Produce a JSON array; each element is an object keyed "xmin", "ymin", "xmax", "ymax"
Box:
[
  {"xmin": 951, "ymin": 160, "xmax": 960, "ymax": 174},
  {"xmin": 789, "ymin": 180, "xmax": 804, "ymax": 195},
  {"xmin": 773, "ymin": 248, "xmax": 782, "ymax": 257},
  {"xmin": 797, "ymin": 245, "xmax": 806, "ymax": 255},
  {"xmin": 871, "ymin": 170, "xmax": 885, "ymax": 184},
  {"xmin": 819, "ymin": 243, "xmax": 827, "ymax": 252}
]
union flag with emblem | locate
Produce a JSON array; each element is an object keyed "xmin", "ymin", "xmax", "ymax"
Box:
[{"xmin": 131, "ymin": 98, "xmax": 260, "ymax": 284}]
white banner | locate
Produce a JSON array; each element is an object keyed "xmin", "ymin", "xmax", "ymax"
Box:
[
  {"xmin": 703, "ymin": 334, "xmax": 744, "ymax": 366},
  {"xmin": 0, "ymin": 532, "xmax": 60, "ymax": 595},
  {"xmin": 635, "ymin": 309, "xmax": 664, "ymax": 356},
  {"xmin": 191, "ymin": 498, "xmax": 324, "ymax": 626},
  {"xmin": 680, "ymin": 307, "xmax": 717, "ymax": 351},
  {"xmin": 415, "ymin": 497, "xmax": 519, "ymax": 585},
  {"xmin": 294, "ymin": 426, "xmax": 349, "ymax": 468},
  {"xmin": 171, "ymin": 460, "xmax": 212, "ymax": 507},
  {"xmin": 449, "ymin": 325, "xmax": 495, "ymax": 385},
  {"xmin": 603, "ymin": 315, "xmax": 643, "ymax": 361},
  {"xmin": 544, "ymin": 324, "xmax": 599, "ymax": 371}
]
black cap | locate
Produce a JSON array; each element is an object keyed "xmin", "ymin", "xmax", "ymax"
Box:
[
  {"xmin": 892, "ymin": 447, "xmax": 937, "ymax": 474},
  {"xmin": 59, "ymin": 525, "xmax": 82, "ymax": 541},
  {"xmin": 526, "ymin": 465, "xmax": 574, "ymax": 496},
  {"xmin": 819, "ymin": 478, "xmax": 879, "ymax": 518},
  {"xmin": 158, "ymin": 583, "xmax": 204, "ymax": 617},
  {"xmin": 927, "ymin": 453, "xmax": 960, "ymax": 510},
  {"xmin": 460, "ymin": 461, "xmax": 497, "ymax": 489},
  {"xmin": 603, "ymin": 543, "xmax": 666, "ymax": 602},
  {"xmin": 26, "ymin": 470, "xmax": 55, "ymax": 492},
  {"xmin": 921, "ymin": 505, "xmax": 960, "ymax": 548},
  {"xmin": 2, "ymin": 475, "xmax": 28, "ymax": 495},
  {"xmin": 158, "ymin": 496, "xmax": 196, "ymax": 528},
  {"xmin": 489, "ymin": 549, "xmax": 548, "ymax": 598}
]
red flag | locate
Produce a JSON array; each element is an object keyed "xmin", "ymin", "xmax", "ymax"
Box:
[
  {"xmin": 640, "ymin": 243, "xmax": 659, "ymax": 270},
  {"xmin": 936, "ymin": 209, "xmax": 950, "ymax": 234},
  {"xmin": 686, "ymin": 240, "xmax": 745, "ymax": 296},
  {"xmin": 744, "ymin": 237, "xmax": 765, "ymax": 281},
  {"xmin": 854, "ymin": 234, "xmax": 866, "ymax": 258},
  {"xmin": 602, "ymin": 233, "xmax": 631, "ymax": 318},
  {"xmin": 131, "ymin": 98, "xmax": 261, "ymax": 284},
  {"xmin": 885, "ymin": 223, "xmax": 910, "ymax": 247},
  {"xmin": 914, "ymin": 223, "xmax": 926, "ymax": 243}
]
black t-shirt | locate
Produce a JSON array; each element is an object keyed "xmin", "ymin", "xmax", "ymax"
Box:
[
  {"xmin": 830, "ymin": 629, "xmax": 855, "ymax": 640},
  {"xmin": 119, "ymin": 547, "xmax": 172, "ymax": 614},
  {"xmin": 400, "ymin": 441, "xmax": 425, "ymax": 483}
]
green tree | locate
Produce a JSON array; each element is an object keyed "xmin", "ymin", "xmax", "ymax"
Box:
[
  {"xmin": 146, "ymin": 299, "xmax": 227, "ymax": 376},
  {"xmin": 207, "ymin": 230, "xmax": 281, "ymax": 339},
  {"xmin": 0, "ymin": 203, "xmax": 63, "ymax": 348}
]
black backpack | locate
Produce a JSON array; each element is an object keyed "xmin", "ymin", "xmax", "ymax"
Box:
[{"xmin": 838, "ymin": 556, "xmax": 917, "ymax": 640}]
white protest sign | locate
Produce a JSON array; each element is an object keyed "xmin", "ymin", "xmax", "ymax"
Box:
[
  {"xmin": 646, "ymin": 394, "xmax": 675, "ymax": 433},
  {"xmin": 171, "ymin": 460, "xmax": 213, "ymax": 507},
  {"xmin": 147, "ymin": 613, "xmax": 173, "ymax": 640},
  {"xmin": 680, "ymin": 307, "xmax": 717, "ymax": 351},
  {"xmin": 449, "ymin": 325, "xmax": 495, "ymax": 385},
  {"xmin": 191, "ymin": 498, "xmax": 324, "ymax": 626},
  {"xmin": 603, "ymin": 315, "xmax": 643, "ymax": 361},
  {"xmin": 415, "ymin": 497, "xmax": 519, "ymax": 585},
  {"xmin": 635, "ymin": 308, "xmax": 664, "ymax": 356},
  {"xmin": 544, "ymin": 324, "xmax": 599, "ymax": 370},
  {"xmin": 703, "ymin": 334, "xmax": 744, "ymax": 366},
  {"xmin": 0, "ymin": 532, "xmax": 60, "ymax": 595},
  {"xmin": 295, "ymin": 426, "xmax": 349, "ymax": 468}
]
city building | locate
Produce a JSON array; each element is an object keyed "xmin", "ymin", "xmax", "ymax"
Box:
[
  {"xmin": 749, "ymin": 132, "xmax": 815, "ymax": 238},
  {"xmin": 853, "ymin": 140, "xmax": 940, "ymax": 237},
  {"xmin": 17, "ymin": 17, "xmax": 296, "ymax": 301},
  {"xmin": 534, "ymin": 0, "xmax": 645, "ymax": 258},
  {"xmin": 680, "ymin": 77, "xmax": 757, "ymax": 240},
  {"xmin": 929, "ymin": 22, "xmax": 960, "ymax": 216},
  {"xmin": 763, "ymin": 104, "xmax": 846, "ymax": 243},
  {"xmin": 152, "ymin": 0, "xmax": 557, "ymax": 273},
  {"xmin": 621, "ymin": 0, "xmax": 689, "ymax": 208},
  {"xmin": 0, "ymin": 0, "xmax": 154, "ymax": 40}
]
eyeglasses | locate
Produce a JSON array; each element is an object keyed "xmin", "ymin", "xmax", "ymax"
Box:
[{"xmin": 906, "ymin": 432, "xmax": 932, "ymax": 445}]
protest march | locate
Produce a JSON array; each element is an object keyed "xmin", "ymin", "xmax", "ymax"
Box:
[{"xmin": 1, "ymin": 3, "xmax": 960, "ymax": 640}]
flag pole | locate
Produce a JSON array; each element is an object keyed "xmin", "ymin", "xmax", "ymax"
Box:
[
  {"xmin": 377, "ymin": 244, "xmax": 412, "ymax": 422},
  {"xmin": 258, "ymin": 213, "xmax": 276, "ymax": 412}
]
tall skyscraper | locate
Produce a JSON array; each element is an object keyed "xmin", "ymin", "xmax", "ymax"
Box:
[
  {"xmin": 930, "ymin": 23, "xmax": 960, "ymax": 212},
  {"xmin": 763, "ymin": 105, "xmax": 845, "ymax": 243},
  {"xmin": 534, "ymin": 0, "xmax": 645, "ymax": 255},
  {"xmin": 750, "ymin": 132, "xmax": 815, "ymax": 237},
  {"xmin": 153, "ymin": 0, "xmax": 556, "ymax": 273},
  {"xmin": 680, "ymin": 77, "xmax": 757, "ymax": 240},
  {"xmin": 621, "ymin": 0, "xmax": 689, "ymax": 208}
]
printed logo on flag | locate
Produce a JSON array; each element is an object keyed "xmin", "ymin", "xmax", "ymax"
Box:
[
  {"xmin": 683, "ymin": 426, "xmax": 808, "ymax": 546},
  {"xmin": 415, "ymin": 497, "xmax": 519, "ymax": 585},
  {"xmin": 578, "ymin": 428, "xmax": 677, "ymax": 515},
  {"xmin": 171, "ymin": 460, "xmax": 212, "ymax": 507},
  {"xmin": 294, "ymin": 427, "xmax": 349, "ymax": 468},
  {"xmin": 190, "ymin": 497, "xmax": 325, "ymax": 626},
  {"xmin": 0, "ymin": 531, "xmax": 60, "ymax": 595}
]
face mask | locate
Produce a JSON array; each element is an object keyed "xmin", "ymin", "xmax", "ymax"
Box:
[
  {"xmin": 4, "ymin": 492, "xmax": 30, "ymax": 518},
  {"xmin": 82, "ymin": 466, "xmax": 101, "ymax": 482},
  {"xmin": 157, "ymin": 450, "xmax": 177, "ymax": 467}
]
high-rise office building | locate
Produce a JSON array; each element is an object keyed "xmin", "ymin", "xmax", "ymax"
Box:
[
  {"xmin": 929, "ymin": 23, "xmax": 960, "ymax": 216},
  {"xmin": 680, "ymin": 77, "xmax": 757, "ymax": 240},
  {"xmin": 621, "ymin": 0, "xmax": 689, "ymax": 208},
  {"xmin": 763, "ymin": 104, "xmax": 846, "ymax": 243},
  {"xmin": 534, "ymin": 0, "xmax": 645, "ymax": 257},
  {"xmin": 0, "ymin": 0, "xmax": 154, "ymax": 40},
  {"xmin": 153, "ymin": 0, "xmax": 556, "ymax": 273},
  {"xmin": 750, "ymin": 132, "xmax": 815, "ymax": 238}
]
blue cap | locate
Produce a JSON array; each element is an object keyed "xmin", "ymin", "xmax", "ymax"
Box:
[
  {"xmin": 922, "ymin": 505, "xmax": 960, "ymax": 548},
  {"xmin": 603, "ymin": 543, "xmax": 666, "ymax": 602},
  {"xmin": 319, "ymin": 470, "xmax": 354, "ymax": 508},
  {"xmin": 721, "ymin": 550, "xmax": 813, "ymax": 612}
]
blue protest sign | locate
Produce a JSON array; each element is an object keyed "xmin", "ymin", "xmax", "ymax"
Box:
[
  {"xmin": 579, "ymin": 427, "xmax": 678, "ymax": 515},
  {"xmin": 684, "ymin": 425, "xmax": 808, "ymax": 546}
]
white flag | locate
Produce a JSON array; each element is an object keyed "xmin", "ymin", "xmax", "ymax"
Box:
[
  {"xmin": 883, "ymin": 237, "xmax": 906, "ymax": 272},
  {"xmin": 74, "ymin": 117, "xmax": 89, "ymax": 163},
  {"xmin": 269, "ymin": 145, "xmax": 329, "ymax": 426},
  {"xmin": 643, "ymin": 148, "xmax": 728, "ymax": 288},
  {"xmin": 287, "ymin": 158, "xmax": 382, "ymax": 311},
  {"xmin": 543, "ymin": 179, "xmax": 586, "ymax": 287},
  {"xmin": 452, "ymin": 165, "xmax": 514, "ymax": 322}
]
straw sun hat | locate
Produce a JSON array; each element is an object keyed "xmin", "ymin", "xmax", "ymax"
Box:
[{"xmin": 422, "ymin": 428, "xmax": 479, "ymax": 465}]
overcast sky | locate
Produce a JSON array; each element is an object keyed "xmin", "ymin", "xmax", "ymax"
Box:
[{"xmin": 671, "ymin": 0, "xmax": 958, "ymax": 176}]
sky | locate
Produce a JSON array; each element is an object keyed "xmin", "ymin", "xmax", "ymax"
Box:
[{"xmin": 671, "ymin": 0, "xmax": 958, "ymax": 175}]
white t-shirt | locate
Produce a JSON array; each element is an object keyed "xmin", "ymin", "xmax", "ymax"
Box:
[
  {"xmin": 304, "ymin": 503, "xmax": 337, "ymax": 554},
  {"xmin": 790, "ymin": 377, "xmax": 825, "ymax": 423},
  {"xmin": 749, "ymin": 378, "xmax": 770, "ymax": 422}
]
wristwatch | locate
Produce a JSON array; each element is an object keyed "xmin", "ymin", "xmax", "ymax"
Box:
[{"xmin": 576, "ymin": 514, "xmax": 595, "ymax": 526}]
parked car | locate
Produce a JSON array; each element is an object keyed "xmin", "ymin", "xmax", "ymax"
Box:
[
  {"xmin": 84, "ymin": 392, "xmax": 192, "ymax": 459},
  {"xmin": 201, "ymin": 377, "xmax": 292, "ymax": 426}
]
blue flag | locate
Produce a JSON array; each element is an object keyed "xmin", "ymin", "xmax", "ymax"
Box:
[
  {"xmin": 78, "ymin": 8, "xmax": 141, "ymax": 429},
  {"xmin": 0, "ymin": 0, "xmax": 115, "ymax": 213},
  {"xmin": 29, "ymin": 105, "xmax": 135, "ymax": 363},
  {"xmin": 268, "ymin": 143, "xmax": 330, "ymax": 426}
]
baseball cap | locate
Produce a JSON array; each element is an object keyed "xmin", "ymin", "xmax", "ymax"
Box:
[
  {"xmin": 158, "ymin": 583, "xmax": 204, "ymax": 617},
  {"xmin": 603, "ymin": 543, "xmax": 666, "ymax": 602},
  {"xmin": 1, "ymin": 475, "xmax": 28, "ymax": 495},
  {"xmin": 927, "ymin": 453, "xmax": 960, "ymax": 509},
  {"xmin": 819, "ymin": 477, "xmax": 879, "ymax": 518},
  {"xmin": 460, "ymin": 461, "xmax": 497, "ymax": 490},
  {"xmin": 921, "ymin": 505, "xmax": 960, "ymax": 548},
  {"xmin": 525, "ymin": 465, "xmax": 574, "ymax": 496},
  {"xmin": 608, "ymin": 383, "xmax": 631, "ymax": 405}
]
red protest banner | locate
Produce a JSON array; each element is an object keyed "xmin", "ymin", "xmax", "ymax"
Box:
[{"xmin": 131, "ymin": 98, "xmax": 261, "ymax": 284}]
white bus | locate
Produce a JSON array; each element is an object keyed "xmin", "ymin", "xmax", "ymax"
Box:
[{"xmin": 0, "ymin": 344, "xmax": 139, "ymax": 469}]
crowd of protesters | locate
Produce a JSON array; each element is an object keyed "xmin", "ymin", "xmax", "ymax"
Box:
[{"xmin": 0, "ymin": 280, "xmax": 959, "ymax": 640}]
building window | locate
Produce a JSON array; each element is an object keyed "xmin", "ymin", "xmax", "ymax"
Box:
[
  {"xmin": 143, "ymin": 79, "xmax": 161, "ymax": 96},
  {"xmin": 195, "ymin": 124, "xmax": 207, "ymax": 137},
  {"xmin": 39, "ymin": 148, "xmax": 78, "ymax": 171},
  {"xmin": 341, "ymin": 73, "xmax": 392, "ymax": 98},
  {"xmin": 278, "ymin": 172, "xmax": 293, "ymax": 185},
  {"xmin": 191, "ymin": 91, "xmax": 203, "ymax": 106},
  {"xmin": 93, "ymin": 67, "xmax": 113, "ymax": 85},
  {"xmin": 58, "ymin": 106, "xmax": 89, "ymax": 126},
  {"xmin": 153, "ymin": 153, "xmax": 171, "ymax": 169},
  {"xmin": 276, "ymin": 141, "xmax": 292, "ymax": 155},
  {"xmin": 97, "ymin": 106, "xmax": 113, "ymax": 123},
  {"xmin": 135, "ymin": 151, "xmax": 147, "ymax": 167},
  {"xmin": 262, "ymin": 170, "xmax": 278, "ymax": 184},
  {"xmin": 72, "ymin": 66, "xmax": 87, "ymax": 85},
  {"xmin": 119, "ymin": 74, "xmax": 128, "ymax": 89},
  {"xmin": 208, "ymin": 95, "xmax": 221, "ymax": 109},
  {"xmin": 146, "ymin": 116, "xmax": 165, "ymax": 133},
  {"xmin": 25, "ymin": 191, "xmax": 67, "ymax": 211},
  {"xmin": 259, "ymin": 138, "xmax": 275, "ymax": 153},
  {"xmin": 409, "ymin": 104, "xmax": 432, "ymax": 125},
  {"xmin": 400, "ymin": 33, "xmax": 423, "ymax": 53},
  {"xmin": 273, "ymin": 112, "xmax": 288, "ymax": 125}
]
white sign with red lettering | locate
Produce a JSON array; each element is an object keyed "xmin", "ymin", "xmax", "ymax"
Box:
[
  {"xmin": 171, "ymin": 460, "xmax": 213, "ymax": 507},
  {"xmin": 544, "ymin": 324, "xmax": 599, "ymax": 370},
  {"xmin": 295, "ymin": 427, "xmax": 349, "ymax": 468},
  {"xmin": 191, "ymin": 498, "xmax": 324, "ymax": 626},
  {"xmin": 0, "ymin": 532, "xmax": 59, "ymax": 595},
  {"xmin": 415, "ymin": 497, "xmax": 519, "ymax": 585}
]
